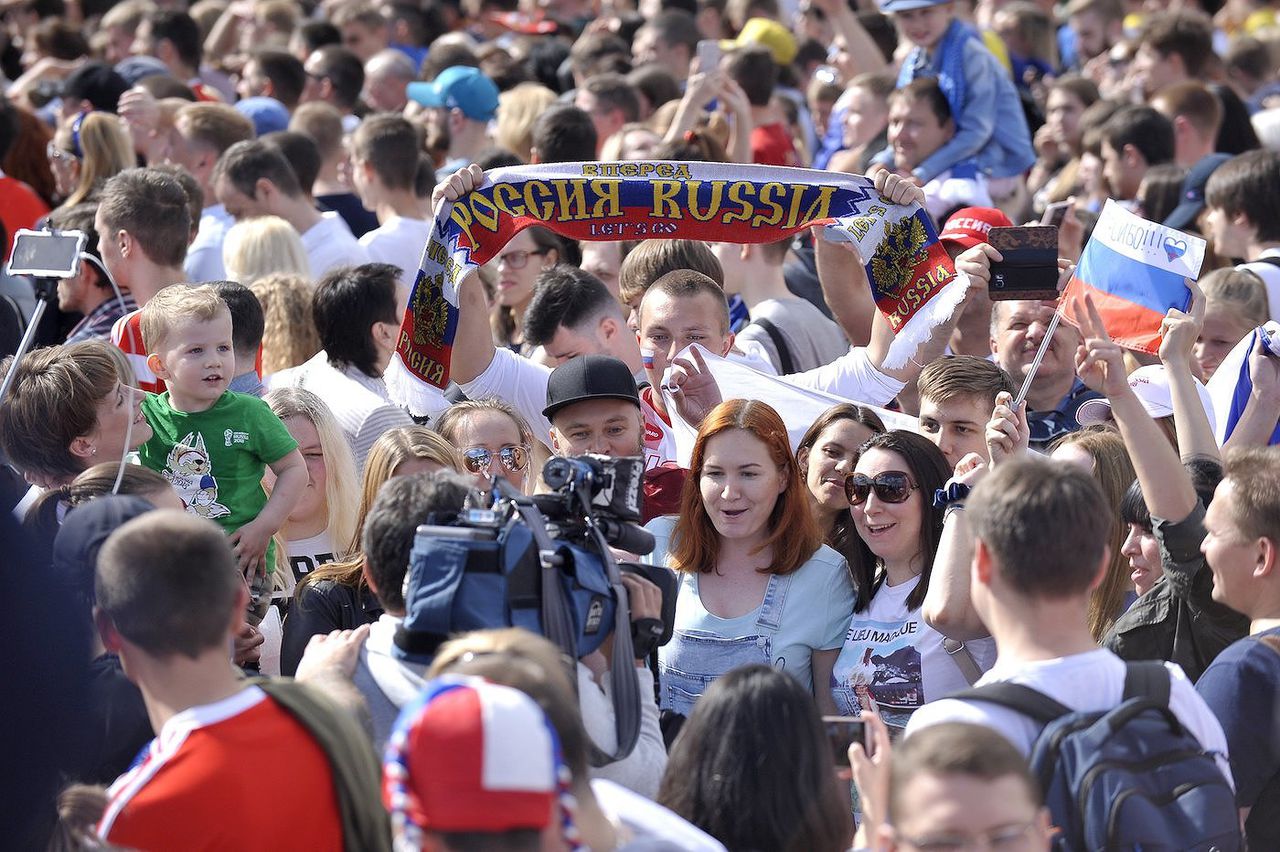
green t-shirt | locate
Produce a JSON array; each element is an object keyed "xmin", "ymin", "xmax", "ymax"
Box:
[{"xmin": 139, "ymin": 391, "xmax": 298, "ymax": 571}]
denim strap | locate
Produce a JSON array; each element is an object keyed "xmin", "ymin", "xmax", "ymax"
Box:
[{"xmin": 754, "ymin": 571, "xmax": 794, "ymax": 633}]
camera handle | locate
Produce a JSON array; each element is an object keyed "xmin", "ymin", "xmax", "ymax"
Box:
[{"xmin": 507, "ymin": 493, "xmax": 643, "ymax": 766}]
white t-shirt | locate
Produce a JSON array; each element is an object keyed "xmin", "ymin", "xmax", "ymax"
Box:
[
  {"xmin": 904, "ymin": 648, "xmax": 1234, "ymax": 787},
  {"xmin": 923, "ymin": 168, "xmax": 994, "ymax": 223},
  {"xmin": 300, "ymin": 212, "xmax": 371, "ymax": 279},
  {"xmin": 577, "ymin": 662, "xmax": 667, "ymax": 799},
  {"xmin": 1239, "ymin": 247, "xmax": 1280, "ymax": 323},
  {"xmin": 590, "ymin": 779, "xmax": 727, "ymax": 852},
  {"xmin": 358, "ymin": 216, "xmax": 431, "ymax": 284},
  {"xmin": 285, "ymin": 529, "xmax": 338, "ymax": 585},
  {"xmin": 267, "ymin": 351, "xmax": 418, "ymax": 472},
  {"xmin": 646, "ymin": 515, "xmax": 855, "ymax": 693},
  {"xmin": 184, "ymin": 204, "xmax": 233, "ymax": 283},
  {"xmin": 831, "ymin": 574, "xmax": 996, "ymax": 730},
  {"xmin": 736, "ymin": 297, "xmax": 851, "ymax": 374}
]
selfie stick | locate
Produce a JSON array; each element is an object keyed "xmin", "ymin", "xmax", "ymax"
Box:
[
  {"xmin": 0, "ymin": 282, "xmax": 53, "ymax": 404},
  {"xmin": 1013, "ymin": 310, "xmax": 1064, "ymax": 409}
]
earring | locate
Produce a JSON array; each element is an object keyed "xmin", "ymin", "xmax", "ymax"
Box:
[{"xmin": 90, "ymin": 447, "xmax": 98, "ymax": 456}]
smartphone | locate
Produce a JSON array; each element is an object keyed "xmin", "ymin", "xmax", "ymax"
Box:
[
  {"xmin": 1041, "ymin": 201, "xmax": 1071, "ymax": 228},
  {"xmin": 987, "ymin": 225, "xmax": 1060, "ymax": 302},
  {"xmin": 696, "ymin": 40, "xmax": 721, "ymax": 72},
  {"xmin": 823, "ymin": 716, "xmax": 868, "ymax": 767},
  {"xmin": 7, "ymin": 228, "xmax": 86, "ymax": 278}
]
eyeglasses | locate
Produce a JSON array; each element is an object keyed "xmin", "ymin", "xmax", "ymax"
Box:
[
  {"xmin": 899, "ymin": 820, "xmax": 1041, "ymax": 851},
  {"xmin": 462, "ymin": 445, "xmax": 531, "ymax": 476},
  {"xmin": 497, "ymin": 249, "xmax": 547, "ymax": 270},
  {"xmin": 845, "ymin": 471, "xmax": 917, "ymax": 505}
]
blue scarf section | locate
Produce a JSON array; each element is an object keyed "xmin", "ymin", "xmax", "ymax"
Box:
[{"xmin": 896, "ymin": 18, "xmax": 977, "ymax": 125}]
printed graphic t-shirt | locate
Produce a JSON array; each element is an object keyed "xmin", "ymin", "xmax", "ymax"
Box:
[
  {"xmin": 139, "ymin": 391, "xmax": 298, "ymax": 570},
  {"xmin": 286, "ymin": 529, "xmax": 339, "ymax": 585},
  {"xmin": 831, "ymin": 574, "xmax": 995, "ymax": 730}
]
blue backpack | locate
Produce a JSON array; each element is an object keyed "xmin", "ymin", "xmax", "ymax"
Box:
[{"xmin": 955, "ymin": 661, "xmax": 1241, "ymax": 851}]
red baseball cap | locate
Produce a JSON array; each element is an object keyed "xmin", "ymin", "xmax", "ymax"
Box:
[{"xmin": 939, "ymin": 207, "xmax": 1013, "ymax": 250}]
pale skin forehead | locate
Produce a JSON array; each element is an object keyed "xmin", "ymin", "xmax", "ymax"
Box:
[{"xmin": 640, "ymin": 289, "xmax": 728, "ymax": 334}]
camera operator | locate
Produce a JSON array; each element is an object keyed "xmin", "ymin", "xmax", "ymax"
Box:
[{"xmin": 297, "ymin": 467, "xmax": 670, "ymax": 797}]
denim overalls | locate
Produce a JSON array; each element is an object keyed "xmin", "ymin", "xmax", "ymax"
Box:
[{"xmin": 658, "ymin": 571, "xmax": 795, "ymax": 715}]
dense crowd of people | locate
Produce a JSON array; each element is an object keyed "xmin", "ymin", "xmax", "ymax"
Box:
[{"xmin": 2, "ymin": 0, "xmax": 1280, "ymax": 848}]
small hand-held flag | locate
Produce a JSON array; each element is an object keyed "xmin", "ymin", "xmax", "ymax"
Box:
[{"xmin": 1060, "ymin": 200, "xmax": 1205, "ymax": 354}]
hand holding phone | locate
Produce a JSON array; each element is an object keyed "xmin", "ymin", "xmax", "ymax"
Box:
[
  {"xmin": 987, "ymin": 225, "xmax": 1060, "ymax": 302},
  {"xmin": 823, "ymin": 716, "xmax": 869, "ymax": 767}
]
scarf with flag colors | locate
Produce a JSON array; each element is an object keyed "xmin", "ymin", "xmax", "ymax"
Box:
[
  {"xmin": 385, "ymin": 162, "xmax": 961, "ymax": 415},
  {"xmin": 1060, "ymin": 200, "xmax": 1204, "ymax": 354}
]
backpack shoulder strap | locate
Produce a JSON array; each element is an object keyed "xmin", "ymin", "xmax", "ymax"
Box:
[
  {"xmin": 950, "ymin": 681, "xmax": 1071, "ymax": 726},
  {"xmin": 1121, "ymin": 660, "xmax": 1171, "ymax": 708},
  {"xmin": 1251, "ymin": 256, "xmax": 1280, "ymax": 270},
  {"xmin": 751, "ymin": 317, "xmax": 796, "ymax": 375}
]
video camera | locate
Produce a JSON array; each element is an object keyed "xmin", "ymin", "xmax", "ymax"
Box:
[{"xmin": 396, "ymin": 454, "xmax": 676, "ymax": 763}]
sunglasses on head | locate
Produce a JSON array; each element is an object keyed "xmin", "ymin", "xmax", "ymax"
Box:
[
  {"xmin": 845, "ymin": 471, "xmax": 917, "ymax": 505},
  {"xmin": 462, "ymin": 445, "xmax": 530, "ymax": 476}
]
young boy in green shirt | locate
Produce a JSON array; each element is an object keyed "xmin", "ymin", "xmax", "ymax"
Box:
[{"xmin": 137, "ymin": 284, "xmax": 307, "ymax": 590}]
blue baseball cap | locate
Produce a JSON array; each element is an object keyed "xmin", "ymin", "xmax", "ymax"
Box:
[
  {"xmin": 407, "ymin": 66, "xmax": 500, "ymax": 122},
  {"xmin": 878, "ymin": 0, "xmax": 952, "ymax": 11},
  {"xmin": 235, "ymin": 97, "xmax": 291, "ymax": 137},
  {"xmin": 1163, "ymin": 153, "xmax": 1232, "ymax": 232}
]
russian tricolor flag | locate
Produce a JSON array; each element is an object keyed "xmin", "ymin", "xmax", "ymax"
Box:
[
  {"xmin": 1061, "ymin": 200, "xmax": 1205, "ymax": 354},
  {"xmin": 1206, "ymin": 322, "xmax": 1280, "ymax": 447}
]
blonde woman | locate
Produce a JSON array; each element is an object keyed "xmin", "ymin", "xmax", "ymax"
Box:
[
  {"xmin": 264, "ymin": 387, "xmax": 360, "ymax": 586},
  {"xmin": 495, "ymin": 82, "xmax": 559, "ymax": 162},
  {"xmin": 222, "ymin": 215, "xmax": 310, "ymax": 286},
  {"xmin": 47, "ymin": 112, "xmax": 135, "ymax": 210},
  {"xmin": 434, "ymin": 398, "xmax": 536, "ymax": 494},
  {"xmin": 279, "ymin": 425, "xmax": 462, "ymax": 674},
  {"xmin": 249, "ymin": 273, "xmax": 321, "ymax": 376}
]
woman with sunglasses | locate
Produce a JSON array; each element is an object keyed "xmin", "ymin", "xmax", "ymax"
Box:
[
  {"xmin": 46, "ymin": 112, "xmax": 134, "ymax": 211},
  {"xmin": 435, "ymin": 398, "xmax": 536, "ymax": 494},
  {"xmin": 795, "ymin": 403, "xmax": 887, "ymax": 571},
  {"xmin": 279, "ymin": 426, "xmax": 462, "ymax": 675},
  {"xmin": 829, "ymin": 430, "xmax": 994, "ymax": 733},
  {"xmin": 646, "ymin": 399, "xmax": 856, "ymax": 716},
  {"xmin": 488, "ymin": 226, "xmax": 563, "ymax": 355}
]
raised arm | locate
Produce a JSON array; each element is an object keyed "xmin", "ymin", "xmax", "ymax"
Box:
[
  {"xmin": 923, "ymin": 453, "xmax": 993, "ymax": 641},
  {"xmin": 1075, "ymin": 295, "xmax": 1197, "ymax": 523},
  {"xmin": 1158, "ymin": 281, "xmax": 1220, "ymax": 464},
  {"xmin": 432, "ymin": 164, "xmax": 497, "ymax": 385},
  {"xmin": 816, "ymin": 169, "xmax": 929, "ymax": 348}
]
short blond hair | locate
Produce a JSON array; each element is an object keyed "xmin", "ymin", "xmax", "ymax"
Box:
[{"xmin": 139, "ymin": 284, "xmax": 230, "ymax": 352}]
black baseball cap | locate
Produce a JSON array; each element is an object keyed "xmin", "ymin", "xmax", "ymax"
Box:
[
  {"xmin": 1163, "ymin": 153, "xmax": 1232, "ymax": 231},
  {"xmin": 543, "ymin": 355, "xmax": 641, "ymax": 420},
  {"xmin": 61, "ymin": 62, "xmax": 130, "ymax": 113}
]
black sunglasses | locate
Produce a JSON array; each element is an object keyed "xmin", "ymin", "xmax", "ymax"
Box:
[{"xmin": 845, "ymin": 471, "xmax": 917, "ymax": 505}]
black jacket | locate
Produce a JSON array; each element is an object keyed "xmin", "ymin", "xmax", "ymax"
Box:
[
  {"xmin": 1104, "ymin": 501, "xmax": 1249, "ymax": 682},
  {"xmin": 280, "ymin": 580, "xmax": 383, "ymax": 676}
]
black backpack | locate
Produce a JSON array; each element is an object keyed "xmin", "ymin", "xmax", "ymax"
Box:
[{"xmin": 954, "ymin": 661, "xmax": 1241, "ymax": 851}]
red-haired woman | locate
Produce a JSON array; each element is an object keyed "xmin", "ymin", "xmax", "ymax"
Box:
[{"xmin": 645, "ymin": 399, "xmax": 855, "ymax": 716}]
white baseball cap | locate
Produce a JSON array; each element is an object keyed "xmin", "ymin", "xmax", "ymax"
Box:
[{"xmin": 1076, "ymin": 364, "xmax": 1216, "ymax": 431}]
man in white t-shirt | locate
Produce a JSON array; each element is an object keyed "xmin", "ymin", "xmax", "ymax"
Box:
[
  {"xmin": 905, "ymin": 456, "xmax": 1234, "ymax": 787},
  {"xmin": 212, "ymin": 138, "xmax": 369, "ymax": 280},
  {"xmin": 350, "ymin": 114, "xmax": 432, "ymax": 283}
]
